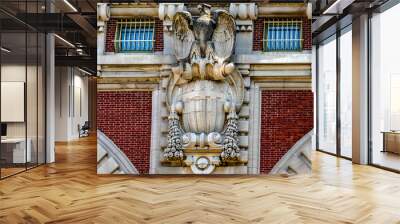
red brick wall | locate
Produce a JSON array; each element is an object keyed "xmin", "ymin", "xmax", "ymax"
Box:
[
  {"xmin": 260, "ymin": 90, "xmax": 313, "ymax": 174},
  {"xmin": 302, "ymin": 18, "xmax": 312, "ymax": 50},
  {"xmin": 253, "ymin": 18, "xmax": 264, "ymax": 51},
  {"xmin": 97, "ymin": 91, "xmax": 152, "ymax": 174},
  {"xmin": 154, "ymin": 19, "xmax": 164, "ymax": 52},
  {"xmin": 105, "ymin": 19, "xmax": 116, "ymax": 52},
  {"xmin": 253, "ymin": 17, "xmax": 312, "ymax": 51},
  {"xmin": 105, "ymin": 18, "xmax": 164, "ymax": 52}
]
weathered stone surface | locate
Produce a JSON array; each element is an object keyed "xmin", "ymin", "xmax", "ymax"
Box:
[{"xmin": 163, "ymin": 4, "xmax": 246, "ymax": 174}]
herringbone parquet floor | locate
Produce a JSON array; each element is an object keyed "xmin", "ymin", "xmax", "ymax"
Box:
[{"xmin": 1, "ymin": 135, "xmax": 400, "ymax": 224}]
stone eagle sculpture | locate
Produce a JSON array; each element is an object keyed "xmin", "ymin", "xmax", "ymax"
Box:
[
  {"xmin": 171, "ymin": 4, "xmax": 236, "ymax": 81},
  {"xmin": 164, "ymin": 4, "xmax": 245, "ymax": 174}
]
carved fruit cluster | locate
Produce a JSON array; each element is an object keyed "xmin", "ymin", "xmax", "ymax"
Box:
[
  {"xmin": 221, "ymin": 111, "xmax": 240, "ymax": 161},
  {"xmin": 164, "ymin": 111, "xmax": 184, "ymax": 161}
]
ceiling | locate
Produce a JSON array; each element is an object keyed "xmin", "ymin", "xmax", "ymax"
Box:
[
  {"xmin": 311, "ymin": 0, "xmax": 391, "ymax": 44},
  {"xmin": 0, "ymin": 0, "xmax": 97, "ymax": 74}
]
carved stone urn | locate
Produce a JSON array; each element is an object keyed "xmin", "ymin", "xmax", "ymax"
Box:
[{"xmin": 164, "ymin": 4, "xmax": 245, "ymax": 174}]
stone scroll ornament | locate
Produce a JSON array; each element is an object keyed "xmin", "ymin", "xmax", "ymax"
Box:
[{"xmin": 165, "ymin": 4, "xmax": 244, "ymax": 174}]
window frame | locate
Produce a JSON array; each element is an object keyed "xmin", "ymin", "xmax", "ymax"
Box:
[
  {"xmin": 114, "ymin": 17, "xmax": 156, "ymax": 53},
  {"xmin": 262, "ymin": 18, "xmax": 303, "ymax": 52}
]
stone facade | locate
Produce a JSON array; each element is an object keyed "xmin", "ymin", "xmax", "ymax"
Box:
[{"xmin": 97, "ymin": 2, "xmax": 313, "ymax": 175}]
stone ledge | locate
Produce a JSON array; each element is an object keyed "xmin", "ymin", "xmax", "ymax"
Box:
[
  {"xmin": 98, "ymin": 54, "xmax": 176, "ymax": 65},
  {"xmin": 234, "ymin": 51, "xmax": 312, "ymax": 64},
  {"xmin": 99, "ymin": 52, "xmax": 311, "ymax": 65}
]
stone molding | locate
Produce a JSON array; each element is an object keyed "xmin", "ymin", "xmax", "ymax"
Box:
[
  {"xmin": 247, "ymin": 82, "xmax": 261, "ymax": 174},
  {"xmin": 97, "ymin": 130, "xmax": 139, "ymax": 174},
  {"xmin": 269, "ymin": 131, "xmax": 313, "ymax": 175}
]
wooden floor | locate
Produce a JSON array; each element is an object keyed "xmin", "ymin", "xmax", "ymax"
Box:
[
  {"xmin": 1, "ymin": 136, "xmax": 400, "ymax": 224},
  {"xmin": 0, "ymin": 167, "xmax": 26, "ymax": 178},
  {"xmin": 372, "ymin": 150, "xmax": 400, "ymax": 171}
]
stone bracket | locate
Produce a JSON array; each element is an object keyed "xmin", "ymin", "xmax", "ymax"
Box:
[
  {"xmin": 158, "ymin": 3, "xmax": 186, "ymax": 32},
  {"xmin": 229, "ymin": 3, "xmax": 257, "ymax": 32},
  {"xmin": 229, "ymin": 3, "xmax": 258, "ymax": 20},
  {"xmin": 97, "ymin": 3, "xmax": 110, "ymax": 33}
]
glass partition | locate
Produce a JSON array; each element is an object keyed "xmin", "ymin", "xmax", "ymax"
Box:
[
  {"xmin": 38, "ymin": 32, "xmax": 45, "ymax": 165},
  {"xmin": 0, "ymin": 0, "xmax": 46, "ymax": 179},
  {"xmin": 371, "ymin": 4, "xmax": 400, "ymax": 171},
  {"xmin": 1, "ymin": 27, "xmax": 28, "ymax": 178},
  {"xmin": 27, "ymin": 31, "xmax": 38, "ymax": 169},
  {"xmin": 317, "ymin": 35, "xmax": 337, "ymax": 155},
  {"xmin": 339, "ymin": 27, "xmax": 352, "ymax": 158}
]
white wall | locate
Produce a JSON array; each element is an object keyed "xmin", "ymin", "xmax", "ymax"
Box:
[
  {"xmin": 1, "ymin": 65, "xmax": 32, "ymax": 138},
  {"xmin": 55, "ymin": 67, "xmax": 89, "ymax": 141},
  {"xmin": 1, "ymin": 64, "xmax": 46, "ymax": 164},
  {"xmin": 71, "ymin": 72, "xmax": 89, "ymax": 138},
  {"xmin": 55, "ymin": 66, "xmax": 68, "ymax": 141}
]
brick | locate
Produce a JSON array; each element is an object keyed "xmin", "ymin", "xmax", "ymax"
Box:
[
  {"xmin": 105, "ymin": 19, "xmax": 117, "ymax": 52},
  {"xmin": 302, "ymin": 17, "xmax": 312, "ymax": 50},
  {"xmin": 97, "ymin": 91, "xmax": 152, "ymax": 174},
  {"xmin": 252, "ymin": 18, "xmax": 264, "ymax": 51},
  {"xmin": 259, "ymin": 90, "xmax": 313, "ymax": 174},
  {"xmin": 154, "ymin": 19, "xmax": 164, "ymax": 52}
]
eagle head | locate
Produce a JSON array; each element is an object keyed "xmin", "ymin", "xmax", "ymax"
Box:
[{"xmin": 194, "ymin": 4, "xmax": 215, "ymax": 57}]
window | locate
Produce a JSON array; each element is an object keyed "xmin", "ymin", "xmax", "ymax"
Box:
[
  {"xmin": 371, "ymin": 4, "xmax": 400, "ymax": 171},
  {"xmin": 0, "ymin": 1, "xmax": 47, "ymax": 179},
  {"xmin": 114, "ymin": 18, "xmax": 155, "ymax": 52},
  {"xmin": 339, "ymin": 28, "xmax": 352, "ymax": 158},
  {"xmin": 263, "ymin": 18, "xmax": 303, "ymax": 52},
  {"xmin": 317, "ymin": 36, "xmax": 337, "ymax": 155}
]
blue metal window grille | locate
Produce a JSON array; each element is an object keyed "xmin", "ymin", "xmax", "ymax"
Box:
[
  {"xmin": 115, "ymin": 18, "xmax": 155, "ymax": 52},
  {"xmin": 263, "ymin": 19, "xmax": 303, "ymax": 52}
]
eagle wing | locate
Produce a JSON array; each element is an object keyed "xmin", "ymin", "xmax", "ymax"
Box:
[
  {"xmin": 212, "ymin": 10, "xmax": 236, "ymax": 62},
  {"xmin": 172, "ymin": 11, "xmax": 195, "ymax": 61}
]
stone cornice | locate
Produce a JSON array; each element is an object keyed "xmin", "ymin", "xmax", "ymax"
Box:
[
  {"xmin": 105, "ymin": 3, "xmax": 311, "ymax": 20},
  {"xmin": 110, "ymin": 4, "xmax": 159, "ymax": 18},
  {"xmin": 257, "ymin": 3, "xmax": 312, "ymax": 19}
]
